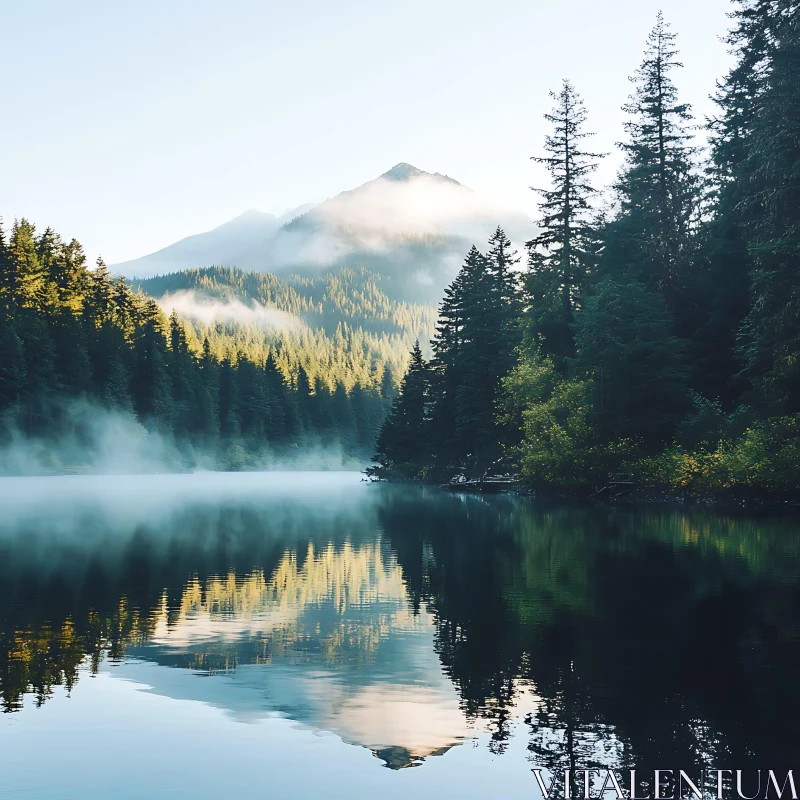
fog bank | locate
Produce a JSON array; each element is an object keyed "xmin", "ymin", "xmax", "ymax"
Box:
[{"xmin": 0, "ymin": 400, "xmax": 368, "ymax": 478}]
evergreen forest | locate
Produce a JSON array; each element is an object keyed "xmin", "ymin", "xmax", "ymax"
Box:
[
  {"xmin": 1, "ymin": 0, "xmax": 798, "ymax": 493},
  {"xmin": 371, "ymin": 2, "xmax": 800, "ymax": 498},
  {"xmin": 0, "ymin": 235, "xmax": 424, "ymax": 470}
]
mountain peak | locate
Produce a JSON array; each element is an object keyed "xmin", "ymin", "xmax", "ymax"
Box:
[
  {"xmin": 380, "ymin": 162, "xmax": 462, "ymax": 187},
  {"xmin": 381, "ymin": 163, "xmax": 426, "ymax": 181}
]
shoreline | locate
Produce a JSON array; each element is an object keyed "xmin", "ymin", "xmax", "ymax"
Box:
[{"xmin": 369, "ymin": 476, "xmax": 800, "ymax": 514}]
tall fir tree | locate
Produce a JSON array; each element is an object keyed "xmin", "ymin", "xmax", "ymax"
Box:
[
  {"xmin": 737, "ymin": 0, "xmax": 800, "ymax": 411},
  {"xmin": 688, "ymin": 0, "xmax": 777, "ymax": 406},
  {"xmin": 526, "ymin": 80, "xmax": 603, "ymax": 366},
  {"xmin": 369, "ymin": 341, "xmax": 430, "ymax": 478},
  {"xmin": 217, "ymin": 357, "xmax": 241, "ymax": 441},
  {"xmin": 295, "ymin": 365, "xmax": 314, "ymax": 434},
  {"xmin": 427, "ymin": 256, "xmax": 469, "ymax": 469},
  {"xmin": 603, "ymin": 13, "xmax": 700, "ymax": 310},
  {"xmin": 486, "ymin": 226, "xmax": 522, "ymax": 373},
  {"xmin": 0, "ymin": 218, "xmax": 10, "ymax": 310},
  {"xmin": 7, "ymin": 219, "xmax": 46, "ymax": 310}
]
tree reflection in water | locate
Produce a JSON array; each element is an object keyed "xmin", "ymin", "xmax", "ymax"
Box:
[{"xmin": 1, "ymin": 479, "xmax": 798, "ymax": 775}]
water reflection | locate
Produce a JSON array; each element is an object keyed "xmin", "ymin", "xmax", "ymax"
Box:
[{"xmin": 1, "ymin": 473, "xmax": 799, "ymax": 780}]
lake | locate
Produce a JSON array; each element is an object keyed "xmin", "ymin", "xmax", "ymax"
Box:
[{"xmin": 1, "ymin": 472, "xmax": 798, "ymax": 799}]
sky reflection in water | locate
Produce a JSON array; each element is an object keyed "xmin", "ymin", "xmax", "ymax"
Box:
[{"xmin": 1, "ymin": 472, "xmax": 798, "ymax": 799}]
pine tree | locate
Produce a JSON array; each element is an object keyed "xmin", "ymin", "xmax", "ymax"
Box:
[
  {"xmin": 33, "ymin": 227, "xmax": 62, "ymax": 312},
  {"xmin": 736, "ymin": 0, "xmax": 800, "ymax": 411},
  {"xmin": 236, "ymin": 354, "xmax": 270, "ymax": 445},
  {"xmin": 351, "ymin": 382, "xmax": 384, "ymax": 456},
  {"xmin": 486, "ymin": 226, "xmax": 522, "ymax": 368},
  {"xmin": 455, "ymin": 244, "xmax": 509, "ymax": 470},
  {"xmin": 0, "ymin": 312, "xmax": 26, "ymax": 412},
  {"xmin": 131, "ymin": 301, "xmax": 172, "ymax": 427},
  {"xmin": 0, "ymin": 218, "xmax": 10, "ymax": 310},
  {"xmin": 57, "ymin": 239, "xmax": 89, "ymax": 312},
  {"xmin": 264, "ymin": 352, "xmax": 290, "ymax": 442},
  {"xmin": 88, "ymin": 318, "xmax": 132, "ymax": 409},
  {"xmin": 312, "ymin": 377, "xmax": 335, "ymax": 442},
  {"xmin": 7, "ymin": 219, "xmax": 46, "ymax": 310},
  {"xmin": 197, "ymin": 337, "xmax": 220, "ymax": 443},
  {"xmin": 688, "ymin": 0, "xmax": 775, "ymax": 406},
  {"xmin": 604, "ymin": 13, "xmax": 700, "ymax": 308},
  {"xmin": 526, "ymin": 80, "xmax": 603, "ymax": 365},
  {"xmin": 168, "ymin": 310, "xmax": 199, "ymax": 440},
  {"xmin": 574, "ymin": 277, "xmax": 690, "ymax": 448},
  {"xmin": 85, "ymin": 257, "xmax": 115, "ymax": 328},
  {"xmin": 332, "ymin": 382, "xmax": 357, "ymax": 453},
  {"xmin": 52, "ymin": 308, "xmax": 92, "ymax": 396},
  {"xmin": 17, "ymin": 311, "xmax": 59, "ymax": 436},
  {"xmin": 487, "ymin": 226, "xmax": 521, "ymax": 311},
  {"xmin": 379, "ymin": 365, "xmax": 396, "ymax": 403},
  {"xmin": 427, "ymin": 249, "xmax": 471, "ymax": 471},
  {"xmin": 369, "ymin": 341, "xmax": 430, "ymax": 478}
]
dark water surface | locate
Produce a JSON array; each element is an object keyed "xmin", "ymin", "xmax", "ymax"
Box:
[{"xmin": 1, "ymin": 472, "xmax": 798, "ymax": 799}]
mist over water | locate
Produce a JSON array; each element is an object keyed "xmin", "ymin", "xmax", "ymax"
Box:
[
  {"xmin": 1, "ymin": 473, "xmax": 799, "ymax": 799},
  {"xmin": 0, "ymin": 401, "xmax": 364, "ymax": 476},
  {"xmin": 0, "ymin": 470, "xmax": 364, "ymax": 530}
]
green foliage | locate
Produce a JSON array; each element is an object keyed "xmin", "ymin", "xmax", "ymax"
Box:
[
  {"xmin": 636, "ymin": 416, "xmax": 800, "ymax": 497},
  {"xmin": 603, "ymin": 13, "xmax": 700, "ymax": 305},
  {"xmin": 0, "ymin": 221, "xmax": 399, "ymax": 470},
  {"xmin": 370, "ymin": 231, "xmax": 522, "ymax": 480},
  {"xmin": 4, "ymin": 6, "xmax": 798, "ymax": 493},
  {"xmin": 573, "ymin": 276, "xmax": 690, "ymax": 447},
  {"xmin": 737, "ymin": 2, "xmax": 800, "ymax": 411},
  {"xmin": 526, "ymin": 80, "xmax": 603, "ymax": 366},
  {"xmin": 503, "ymin": 356, "xmax": 635, "ymax": 488},
  {"xmin": 376, "ymin": 5, "xmax": 798, "ymax": 498},
  {"xmin": 368, "ymin": 341, "xmax": 430, "ymax": 479},
  {"xmin": 135, "ymin": 266, "xmax": 437, "ymax": 394}
]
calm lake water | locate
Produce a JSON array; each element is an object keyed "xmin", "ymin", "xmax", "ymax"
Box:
[{"xmin": 1, "ymin": 472, "xmax": 798, "ymax": 799}]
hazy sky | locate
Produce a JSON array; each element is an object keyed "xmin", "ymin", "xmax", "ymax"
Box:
[{"xmin": 2, "ymin": 0, "xmax": 734, "ymax": 263}]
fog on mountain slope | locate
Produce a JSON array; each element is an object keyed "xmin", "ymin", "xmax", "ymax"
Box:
[
  {"xmin": 114, "ymin": 164, "xmax": 531, "ymax": 304},
  {"xmin": 135, "ymin": 265, "xmax": 438, "ymax": 394},
  {"xmin": 159, "ymin": 290, "xmax": 306, "ymax": 333}
]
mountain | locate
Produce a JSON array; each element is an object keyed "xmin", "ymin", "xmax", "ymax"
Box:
[
  {"xmin": 114, "ymin": 164, "xmax": 531, "ymax": 304},
  {"xmin": 113, "ymin": 209, "xmax": 281, "ymax": 278}
]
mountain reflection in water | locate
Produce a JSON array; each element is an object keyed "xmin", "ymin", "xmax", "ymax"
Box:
[{"xmin": 0, "ymin": 472, "xmax": 799, "ymax": 787}]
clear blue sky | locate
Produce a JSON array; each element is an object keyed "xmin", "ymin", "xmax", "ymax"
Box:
[{"xmin": 2, "ymin": 0, "xmax": 734, "ymax": 263}]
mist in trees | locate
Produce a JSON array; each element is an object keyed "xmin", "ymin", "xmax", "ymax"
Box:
[
  {"xmin": 2, "ymin": 1, "xmax": 797, "ymax": 489},
  {"xmin": 0, "ymin": 226, "xmax": 399, "ymax": 473}
]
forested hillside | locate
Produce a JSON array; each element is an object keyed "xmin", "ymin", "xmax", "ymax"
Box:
[
  {"xmin": 136, "ymin": 266, "xmax": 437, "ymax": 390},
  {"xmin": 0, "ymin": 230, "xmax": 416, "ymax": 472},
  {"xmin": 372, "ymin": 4, "xmax": 800, "ymax": 499}
]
